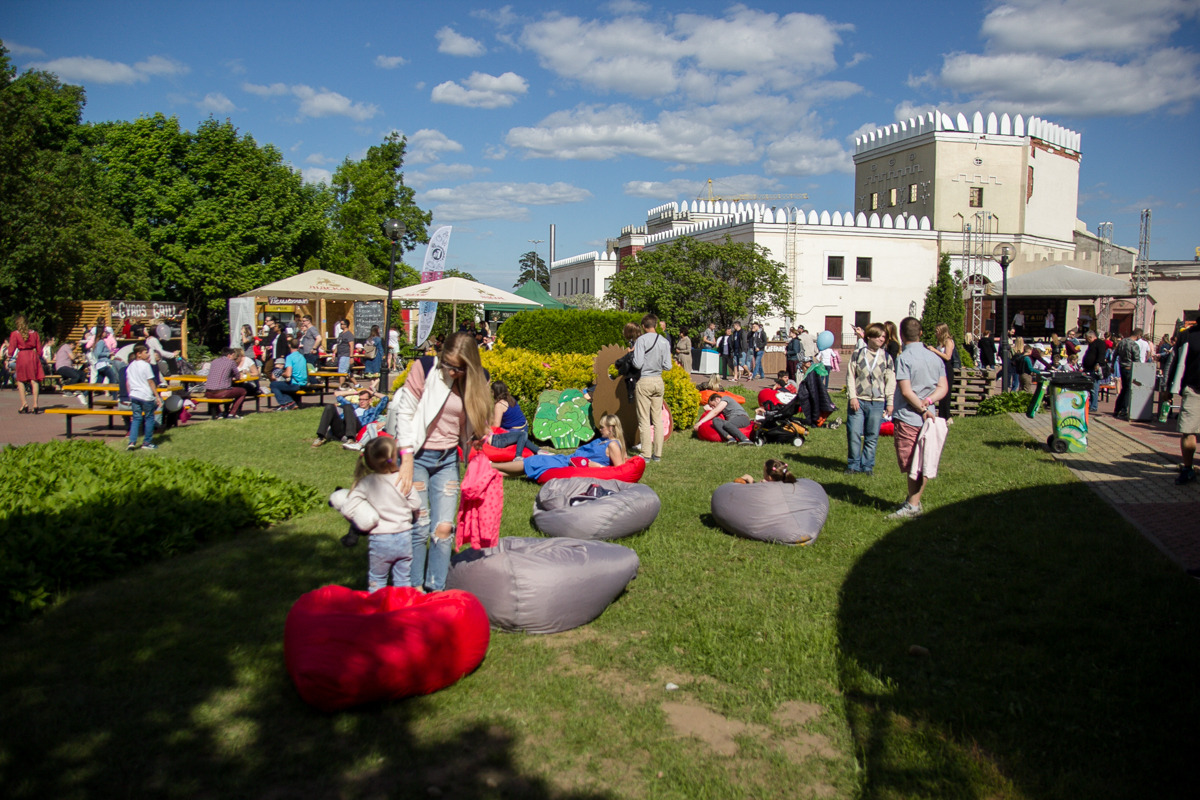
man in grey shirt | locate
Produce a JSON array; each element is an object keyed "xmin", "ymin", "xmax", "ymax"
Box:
[
  {"xmin": 632, "ymin": 313, "xmax": 673, "ymax": 462},
  {"xmin": 889, "ymin": 316, "xmax": 947, "ymax": 519},
  {"xmin": 298, "ymin": 315, "xmax": 320, "ymax": 368}
]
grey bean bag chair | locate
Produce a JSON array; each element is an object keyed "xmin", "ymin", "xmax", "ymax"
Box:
[
  {"xmin": 445, "ymin": 537, "xmax": 639, "ymax": 634},
  {"xmin": 532, "ymin": 478, "xmax": 661, "ymax": 540},
  {"xmin": 710, "ymin": 480, "xmax": 829, "ymax": 545}
]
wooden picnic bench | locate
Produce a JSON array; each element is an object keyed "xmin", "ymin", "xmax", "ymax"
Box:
[{"xmin": 45, "ymin": 407, "xmax": 133, "ymax": 438}]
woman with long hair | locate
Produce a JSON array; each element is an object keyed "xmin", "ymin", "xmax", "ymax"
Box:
[
  {"xmin": 8, "ymin": 314, "xmax": 45, "ymax": 413},
  {"xmin": 930, "ymin": 322, "xmax": 959, "ymax": 420},
  {"xmin": 883, "ymin": 320, "xmax": 902, "ymax": 359},
  {"xmin": 489, "ymin": 380, "xmax": 539, "ymax": 456},
  {"xmin": 386, "ymin": 331, "xmax": 491, "ymax": 593},
  {"xmin": 362, "ymin": 325, "xmax": 383, "ymax": 377}
]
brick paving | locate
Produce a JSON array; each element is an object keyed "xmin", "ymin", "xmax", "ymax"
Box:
[{"xmin": 1012, "ymin": 410, "xmax": 1200, "ymax": 571}]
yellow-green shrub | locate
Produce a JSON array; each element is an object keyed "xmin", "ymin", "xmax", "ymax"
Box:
[
  {"xmin": 480, "ymin": 344, "xmax": 593, "ymax": 399},
  {"xmin": 663, "ymin": 363, "xmax": 701, "ymax": 428}
]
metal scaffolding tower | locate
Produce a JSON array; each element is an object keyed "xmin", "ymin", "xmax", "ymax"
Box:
[
  {"xmin": 1135, "ymin": 210, "xmax": 1151, "ymax": 331},
  {"xmin": 961, "ymin": 212, "xmax": 993, "ymax": 336},
  {"xmin": 1096, "ymin": 221, "xmax": 1114, "ymax": 334}
]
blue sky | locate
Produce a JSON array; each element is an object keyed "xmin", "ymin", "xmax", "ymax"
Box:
[{"xmin": 5, "ymin": 0, "xmax": 1199, "ymax": 289}]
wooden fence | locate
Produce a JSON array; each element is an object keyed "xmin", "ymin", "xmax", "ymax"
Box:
[{"xmin": 950, "ymin": 368, "xmax": 999, "ymax": 416}]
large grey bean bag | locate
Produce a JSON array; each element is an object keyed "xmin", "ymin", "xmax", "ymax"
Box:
[
  {"xmin": 710, "ymin": 480, "xmax": 829, "ymax": 545},
  {"xmin": 532, "ymin": 478, "xmax": 661, "ymax": 540},
  {"xmin": 445, "ymin": 537, "xmax": 639, "ymax": 634}
]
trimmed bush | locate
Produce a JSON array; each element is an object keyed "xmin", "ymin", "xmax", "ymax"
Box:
[
  {"xmin": 663, "ymin": 363, "xmax": 701, "ymax": 428},
  {"xmin": 0, "ymin": 441, "xmax": 321, "ymax": 626},
  {"xmin": 498, "ymin": 309, "xmax": 641, "ymax": 354},
  {"xmin": 977, "ymin": 391, "xmax": 1037, "ymax": 416}
]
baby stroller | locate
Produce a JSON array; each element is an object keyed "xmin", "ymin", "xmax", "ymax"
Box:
[{"xmin": 752, "ymin": 399, "xmax": 810, "ymax": 447}]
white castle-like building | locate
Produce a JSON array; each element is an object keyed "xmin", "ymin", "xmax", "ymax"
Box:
[{"xmin": 551, "ymin": 109, "xmax": 1144, "ymax": 343}]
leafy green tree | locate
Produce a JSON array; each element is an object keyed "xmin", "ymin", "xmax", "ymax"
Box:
[
  {"xmin": 920, "ymin": 251, "xmax": 966, "ymax": 347},
  {"xmin": 561, "ymin": 293, "xmax": 608, "ymax": 310},
  {"xmin": 325, "ymin": 132, "xmax": 430, "ymax": 289},
  {"xmin": 0, "ymin": 44, "xmax": 151, "ymax": 334},
  {"xmin": 86, "ymin": 114, "xmax": 330, "ymax": 343},
  {"xmin": 605, "ymin": 235, "xmax": 789, "ymax": 333},
  {"xmin": 515, "ymin": 250, "xmax": 549, "ymax": 289}
]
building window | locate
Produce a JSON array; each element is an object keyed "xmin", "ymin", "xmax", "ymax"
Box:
[
  {"xmin": 827, "ymin": 255, "xmax": 845, "ymax": 281},
  {"xmin": 856, "ymin": 257, "xmax": 872, "ymax": 281},
  {"xmin": 888, "ymin": 188, "xmax": 897, "ymax": 207},
  {"xmin": 870, "ymin": 192, "xmax": 879, "ymax": 211},
  {"xmin": 908, "ymin": 184, "xmax": 918, "ymax": 203},
  {"xmin": 854, "ymin": 311, "xmax": 871, "ymax": 331},
  {"xmin": 969, "ymin": 187, "xmax": 984, "ymax": 207}
]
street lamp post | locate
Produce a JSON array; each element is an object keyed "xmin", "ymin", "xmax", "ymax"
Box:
[
  {"xmin": 380, "ymin": 218, "xmax": 406, "ymax": 392},
  {"xmin": 991, "ymin": 242, "xmax": 1015, "ymax": 393}
]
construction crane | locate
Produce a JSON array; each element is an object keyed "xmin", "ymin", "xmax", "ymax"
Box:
[{"xmin": 698, "ymin": 179, "xmax": 807, "ymax": 203}]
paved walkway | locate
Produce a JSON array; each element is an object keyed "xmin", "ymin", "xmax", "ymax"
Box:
[{"xmin": 1012, "ymin": 409, "xmax": 1200, "ymax": 571}]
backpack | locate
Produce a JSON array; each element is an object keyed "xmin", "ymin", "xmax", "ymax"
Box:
[{"xmin": 363, "ymin": 338, "xmax": 377, "ymax": 359}]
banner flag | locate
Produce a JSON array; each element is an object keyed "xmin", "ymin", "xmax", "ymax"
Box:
[{"xmin": 416, "ymin": 226, "xmax": 451, "ymax": 347}]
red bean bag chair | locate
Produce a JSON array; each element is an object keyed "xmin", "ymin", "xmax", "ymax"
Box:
[
  {"xmin": 284, "ymin": 585, "xmax": 490, "ymax": 712},
  {"xmin": 535, "ymin": 455, "xmax": 647, "ymax": 485},
  {"xmin": 466, "ymin": 427, "xmax": 537, "ymax": 463},
  {"xmin": 758, "ymin": 388, "xmax": 779, "ymax": 407},
  {"xmin": 879, "ymin": 419, "xmax": 895, "ymax": 436},
  {"xmin": 695, "ymin": 419, "xmax": 754, "ymax": 443}
]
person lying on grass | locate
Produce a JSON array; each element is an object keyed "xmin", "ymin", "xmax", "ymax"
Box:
[
  {"xmin": 492, "ymin": 414, "xmax": 627, "ymax": 480},
  {"xmin": 312, "ymin": 380, "xmax": 386, "ymax": 448},
  {"xmin": 694, "ymin": 394, "xmax": 755, "ymax": 445}
]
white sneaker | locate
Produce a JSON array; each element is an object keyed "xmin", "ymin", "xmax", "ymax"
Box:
[
  {"xmin": 885, "ymin": 503, "xmax": 923, "ymax": 519},
  {"xmin": 342, "ymin": 441, "xmax": 363, "ymax": 451},
  {"xmin": 78, "ymin": 394, "xmax": 89, "ymax": 407}
]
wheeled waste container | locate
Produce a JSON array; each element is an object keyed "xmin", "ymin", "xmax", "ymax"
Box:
[{"xmin": 1028, "ymin": 372, "xmax": 1094, "ymax": 453}]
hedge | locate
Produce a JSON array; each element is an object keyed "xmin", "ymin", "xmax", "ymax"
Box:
[
  {"xmin": 498, "ymin": 309, "xmax": 641, "ymax": 354},
  {"xmin": 0, "ymin": 441, "xmax": 320, "ymax": 626}
]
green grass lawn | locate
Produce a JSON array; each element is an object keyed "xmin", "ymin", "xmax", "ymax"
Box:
[{"xmin": 2, "ymin": 410, "xmax": 1198, "ymax": 799}]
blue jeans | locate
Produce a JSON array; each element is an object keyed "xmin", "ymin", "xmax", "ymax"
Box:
[
  {"xmin": 368, "ymin": 532, "xmax": 413, "ymax": 592},
  {"xmin": 1090, "ymin": 373, "xmax": 1101, "ymax": 411},
  {"xmin": 337, "ymin": 355, "xmax": 351, "ymax": 375},
  {"xmin": 752, "ymin": 351, "xmax": 765, "ymax": 379},
  {"xmin": 270, "ymin": 380, "xmax": 302, "ymax": 406},
  {"xmin": 129, "ymin": 398, "xmax": 157, "ymax": 445},
  {"xmin": 491, "ymin": 426, "xmax": 538, "ymax": 455},
  {"xmin": 846, "ymin": 400, "xmax": 886, "ymax": 472},
  {"xmin": 410, "ymin": 447, "xmax": 460, "ymax": 592}
]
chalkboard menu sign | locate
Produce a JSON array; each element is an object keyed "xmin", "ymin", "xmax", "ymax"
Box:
[{"xmin": 353, "ymin": 301, "xmax": 385, "ymax": 339}]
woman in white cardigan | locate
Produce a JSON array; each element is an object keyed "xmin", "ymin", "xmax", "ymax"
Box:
[{"xmin": 385, "ymin": 332, "xmax": 491, "ymax": 592}]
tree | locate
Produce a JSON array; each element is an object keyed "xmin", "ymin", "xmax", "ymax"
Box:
[
  {"xmin": 561, "ymin": 293, "xmax": 609, "ymax": 310},
  {"xmin": 605, "ymin": 235, "xmax": 789, "ymax": 333},
  {"xmin": 85, "ymin": 114, "xmax": 331, "ymax": 344},
  {"xmin": 515, "ymin": 250, "xmax": 549, "ymax": 290},
  {"xmin": 0, "ymin": 44, "xmax": 152, "ymax": 334},
  {"xmin": 325, "ymin": 132, "xmax": 430, "ymax": 289},
  {"xmin": 920, "ymin": 251, "xmax": 966, "ymax": 347}
]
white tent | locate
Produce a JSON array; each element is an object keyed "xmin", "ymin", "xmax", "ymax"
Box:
[
  {"xmin": 388, "ymin": 276, "xmax": 539, "ymax": 328},
  {"xmin": 984, "ymin": 264, "xmax": 1134, "ymax": 298}
]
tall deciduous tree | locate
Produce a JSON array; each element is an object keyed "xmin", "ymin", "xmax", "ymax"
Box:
[
  {"xmin": 0, "ymin": 44, "xmax": 151, "ymax": 334},
  {"xmin": 86, "ymin": 114, "xmax": 329, "ymax": 342},
  {"xmin": 605, "ymin": 236, "xmax": 789, "ymax": 333},
  {"xmin": 325, "ymin": 132, "xmax": 430, "ymax": 289},
  {"xmin": 515, "ymin": 250, "xmax": 549, "ymax": 289}
]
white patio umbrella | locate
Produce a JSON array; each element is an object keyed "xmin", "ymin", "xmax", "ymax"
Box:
[
  {"xmin": 387, "ymin": 276, "xmax": 540, "ymax": 328},
  {"xmin": 239, "ymin": 269, "xmax": 389, "ymax": 301}
]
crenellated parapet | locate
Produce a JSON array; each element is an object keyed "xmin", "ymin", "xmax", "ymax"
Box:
[
  {"xmin": 551, "ymin": 251, "xmax": 618, "ymax": 269},
  {"xmin": 854, "ymin": 110, "xmax": 1081, "ymax": 156},
  {"xmin": 638, "ymin": 205, "xmax": 932, "ymax": 246}
]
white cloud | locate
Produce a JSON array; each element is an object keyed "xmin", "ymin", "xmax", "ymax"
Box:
[
  {"xmin": 938, "ymin": 49, "xmax": 1200, "ymax": 116},
  {"xmin": 407, "ymin": 163, "xmax": 490, "ymax": 189},
  {"xmin": 603, "ymin": 0, "xmax": 651, "ymax": 14},
  {"xmin": 405, "ymin": 128, "xmax": 464, "ymax": 164},
  {"xmin": 224, "ymin": 59, "xmax": 246, "ymax": 75},
  {"xmin": 25, "ymin": 53, "xmax": 188, "ymax": 84},
  {"xmin": 420, "ymin": 181, "xmax": 591, "ymax": 221},
  {"xmin": 196, "ymin": 92, "xmax": 236, "ymax": 114},
  {"xmin": 505, "ymin": 103, "xmax": 757, "ymax": 165},
  {"xmin": 304, "ymin": 152, "xmax": 335, "ymax": 165},
  {"xmin": 291, "ymin": 85, "xmax": 379, "ymax": 120},
  {"xmin": 302, "ymin": 167, "xmax": 333, "ymax": 185},
  {"xmin": 980, "ymin": 0, "xmax": 1196, "ymax": 57},
  {"xmin": 436, "ymin": 27, "xmax": 485, "ymax": 57},
  {"xmin": 242, "ymin": 81, "xmax": 289, "ymax": 97},
  {"xmin": 5, "ymin": 41, "xmax": 45, "ymax": 57},
  {"xmin": 375, "ymin": 54, "xmax": 407, "ymax": 69},
  {"xmin": 432, "ymin": 71, "xmax": 528, "ymax": 108},
  {"xmin": 623, "ymin": 174, "xmax": 782, "ymax": 200},
  {"xmin": 764, "ymin": 133, "xmax": 853, "ymax": 176}
]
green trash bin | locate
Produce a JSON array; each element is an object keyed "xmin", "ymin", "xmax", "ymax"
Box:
[{"xmin": 1028, "ymin": 372, "xmax": 1093, "ymax": 453}]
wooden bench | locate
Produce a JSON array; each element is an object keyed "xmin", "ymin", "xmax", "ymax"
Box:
[
  {"xmin": 263, "ymin": 386, "xmax": 327, "ymax": 409},
  {"xmin": 187, "ymin": 397, "xmax": 236, "ymax": 418},
  {"xmin": 45, "ymin": 407, "xmax": 133, "ymax": 438},
  {"xmin": 40, "ymin": 374, "xmax": 64, "ymax": 392}
]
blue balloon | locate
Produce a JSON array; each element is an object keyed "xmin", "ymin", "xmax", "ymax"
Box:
[{"xmin": 816, "ymin": 330, "xmax": 834, "ymax": 351}]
